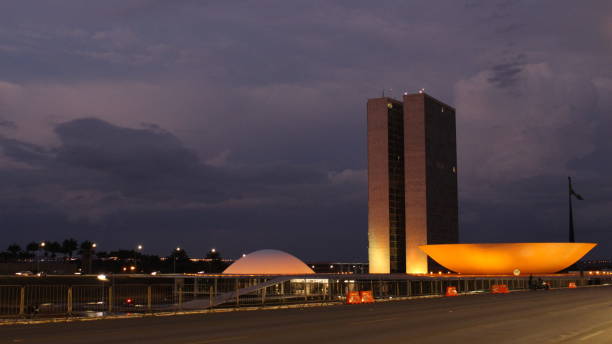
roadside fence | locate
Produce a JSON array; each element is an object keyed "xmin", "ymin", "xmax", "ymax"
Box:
[{"xmin": 0, "ymin": 274, "xmax": 608, "ymax": 319}]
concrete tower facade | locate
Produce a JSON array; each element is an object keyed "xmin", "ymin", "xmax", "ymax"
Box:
[{"xmin": 367, "ymin": 92, "xmax": 458, "ymax": 274}]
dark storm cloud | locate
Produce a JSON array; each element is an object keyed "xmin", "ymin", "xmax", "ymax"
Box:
[
  {"xmin": 55, "ymin": 118, "xmax": 199, "ymax": 179},
  {"xmin": 0, "ymin": 137, "xmax": 49, "ymax": 164},
  {"xmin": 459, "ymin": 174, "xmax": 608, "ymax": 244},
  {"xmin": 0, "ymin": 119, "xmax": 16, "ymax": 129},
  {"xmin": 0, "ymin": 0, "xmax": 611, "ymax": 260},
  {"xmin": 488, "ymin": 59, "xmax": 525, "ymax": 89},
  {"xmin": 0, "ymin": 117, "xmax": 365, "ymax": 259}
]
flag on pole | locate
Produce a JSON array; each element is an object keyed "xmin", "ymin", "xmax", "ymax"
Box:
[
  {"xmin": 570, "ymin": 183, "xmax": 584, "ymax": 200},
  {"xmin": 568, "ymin": 176, "xmax": 583, "ymax": 243}
]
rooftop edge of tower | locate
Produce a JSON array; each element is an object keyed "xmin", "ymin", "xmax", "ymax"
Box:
[
  {"xmin": 404, "ymin": 92, "xmax": 455, "ymax": 112},
  {"xmin": 368, "ymin": 92, "xmax": 455, "ymax": 111}
]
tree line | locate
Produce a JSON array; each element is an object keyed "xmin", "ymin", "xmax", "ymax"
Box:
[
  {"xmin": 0, "ymin": 240, "xmax": 230, "ymax": 273},
  {"xmin": 0, "ymin": 239, "xmax": 87, "ymax": 261}
]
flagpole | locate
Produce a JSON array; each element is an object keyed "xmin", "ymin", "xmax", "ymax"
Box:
[{"xmin": 568, "ymin": 176, "xmax": 575, "ymax": 243}]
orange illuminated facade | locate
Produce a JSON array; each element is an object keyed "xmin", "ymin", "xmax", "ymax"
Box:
[{"xmin": 418, "ymin": 243, "xmax": 596, "ymax": 275}]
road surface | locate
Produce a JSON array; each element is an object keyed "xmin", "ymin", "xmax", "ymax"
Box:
[{"xmin": 2, "ymin": 286, "xmax": 611, "ymax": 344}]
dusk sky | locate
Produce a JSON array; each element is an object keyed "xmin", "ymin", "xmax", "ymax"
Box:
[{"xmin": 1, "ymin": 0, "xmax": 610, "ymax": 261}]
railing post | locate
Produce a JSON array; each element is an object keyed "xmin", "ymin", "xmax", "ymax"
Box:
[
  {"xmin": 147, "ymin": 286, "xmax": 152, "ymax": 312},
  {"xmin": 19, "ymin": 286, "xmax": 25, "ymax": 316},
  {"xmin": 209, "ymin": 286, "xmax": 214, "ymax": 308},
  {"xmin": 235, "ymin": 279, "xmax": 239, "ymax": 307},
  {"xmin": 67, "ymin": 287, "xmax": 73, "ymax": 315},
  {"xmin": 108, "ymin": 286, "xmax": 113, "ymax": 313},
  {"xmin": 178, "ymin": 287, "xmax": 183, "ymax": 311},
  {"xmin": 261, "ymin": 286, "xmax": 266, "ymax": 305},
  {"xmin": 281, "ymin": 281, "xmax": 285, "ymax": 304}
]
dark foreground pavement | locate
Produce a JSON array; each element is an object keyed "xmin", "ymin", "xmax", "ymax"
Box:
[{"xmin": 1, "ymin": 286, "xmax": 611, "ymax": 344}]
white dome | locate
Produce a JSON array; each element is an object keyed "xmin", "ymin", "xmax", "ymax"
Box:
[{"xmin": 223, "ymin": 249, "xmax": 315, "ymax": 275}]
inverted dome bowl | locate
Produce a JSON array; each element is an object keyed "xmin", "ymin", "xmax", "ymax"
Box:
[{"xmin": 418, "ymin": 243, "xmax": 596, "ymax": 275}]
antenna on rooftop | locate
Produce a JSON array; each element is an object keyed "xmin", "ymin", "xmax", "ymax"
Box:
[{"xmin": 382, "ymin": 88, "xmax": 394, "ymax": 98}]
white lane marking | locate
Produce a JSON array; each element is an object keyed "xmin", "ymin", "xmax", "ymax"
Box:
[{"xmin": 579, "ymin": 330, "xmax": 604, "ymax": 341}]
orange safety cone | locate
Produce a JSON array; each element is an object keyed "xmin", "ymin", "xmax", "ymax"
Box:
[
  {"xmin": 445, "ymin": 286, "xmax": 458, "ymax": 297},
  {"xmin": 491, "ymin": 284, "xmax": 509, "ymax": 294},
  {"xmin": 346, "ymin": 291, "xmax": 362, "ymax": 304},
  {"xmin": 360, "ymin": 290, "xmax": 375, "ymax": 303}
]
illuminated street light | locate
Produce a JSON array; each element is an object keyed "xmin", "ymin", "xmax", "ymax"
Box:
[
  {"xmin": 173, "ymin": 247, "xmax": 181, "ymax": 273},
  {"xmin": 37, "ymin": 241, "xmax": 46, "ymax": 273},
  {"xmin": 136, "ymin": 245, "xmax": 144, "ymax": 273},
  {"xmin": 211, "ymin": 248, "xmax": 216, "ymax": 253},
  {"xmin": 88, "ymin": 243, "xmax": 97, "ymax": 274}
]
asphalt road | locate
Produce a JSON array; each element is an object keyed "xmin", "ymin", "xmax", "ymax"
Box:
[{"xmin": 2, "ymin": 286, "xmax": 611, "ymax": 344}]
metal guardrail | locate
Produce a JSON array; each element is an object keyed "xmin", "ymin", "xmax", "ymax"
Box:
[{"xmin": 0, "ymin": 275, "xmax": 608, "ymax": 319}]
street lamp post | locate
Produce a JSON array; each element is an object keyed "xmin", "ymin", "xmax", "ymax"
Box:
[
  {"xmin": 208, "ymin": 248, "xmax": 217, "ymax": 273},
  {"xmin": 137, "ymin": 244, "xmax": 143, "ymax": 272},
  {"xmin": 37, "ymin": 242, "xmax": 46, "ymax": 273},
  {"xmin": 89, "ymin": 243, "xmax": 97, "ymax": 274},
  {"xmin": 173, "ymin": 247, "xmax": 181, "ymax": 274}
]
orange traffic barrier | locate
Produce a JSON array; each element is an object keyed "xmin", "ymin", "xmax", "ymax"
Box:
[
  {"xmin": 445, "ymin": 286, "xmax": 458, "ymax": 297},
  {"xmin": 346, "ymin": 291, "xmax": 361, "ymax": 304},
  {"xmin": 568, "ymin": 282, "xmax": 577, "ymax": 288},
  {"xmin": 360, "ymin": 290, "xmax": 374, "ymax": 303},
  {"xmin": 491, "ymin": 284, "xmax": 509, "ymax": 294}
]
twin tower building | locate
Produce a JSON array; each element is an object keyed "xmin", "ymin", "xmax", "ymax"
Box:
[{"xmin": 368, "ymin": 92, "xmax": 458, "ymax": 274}]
